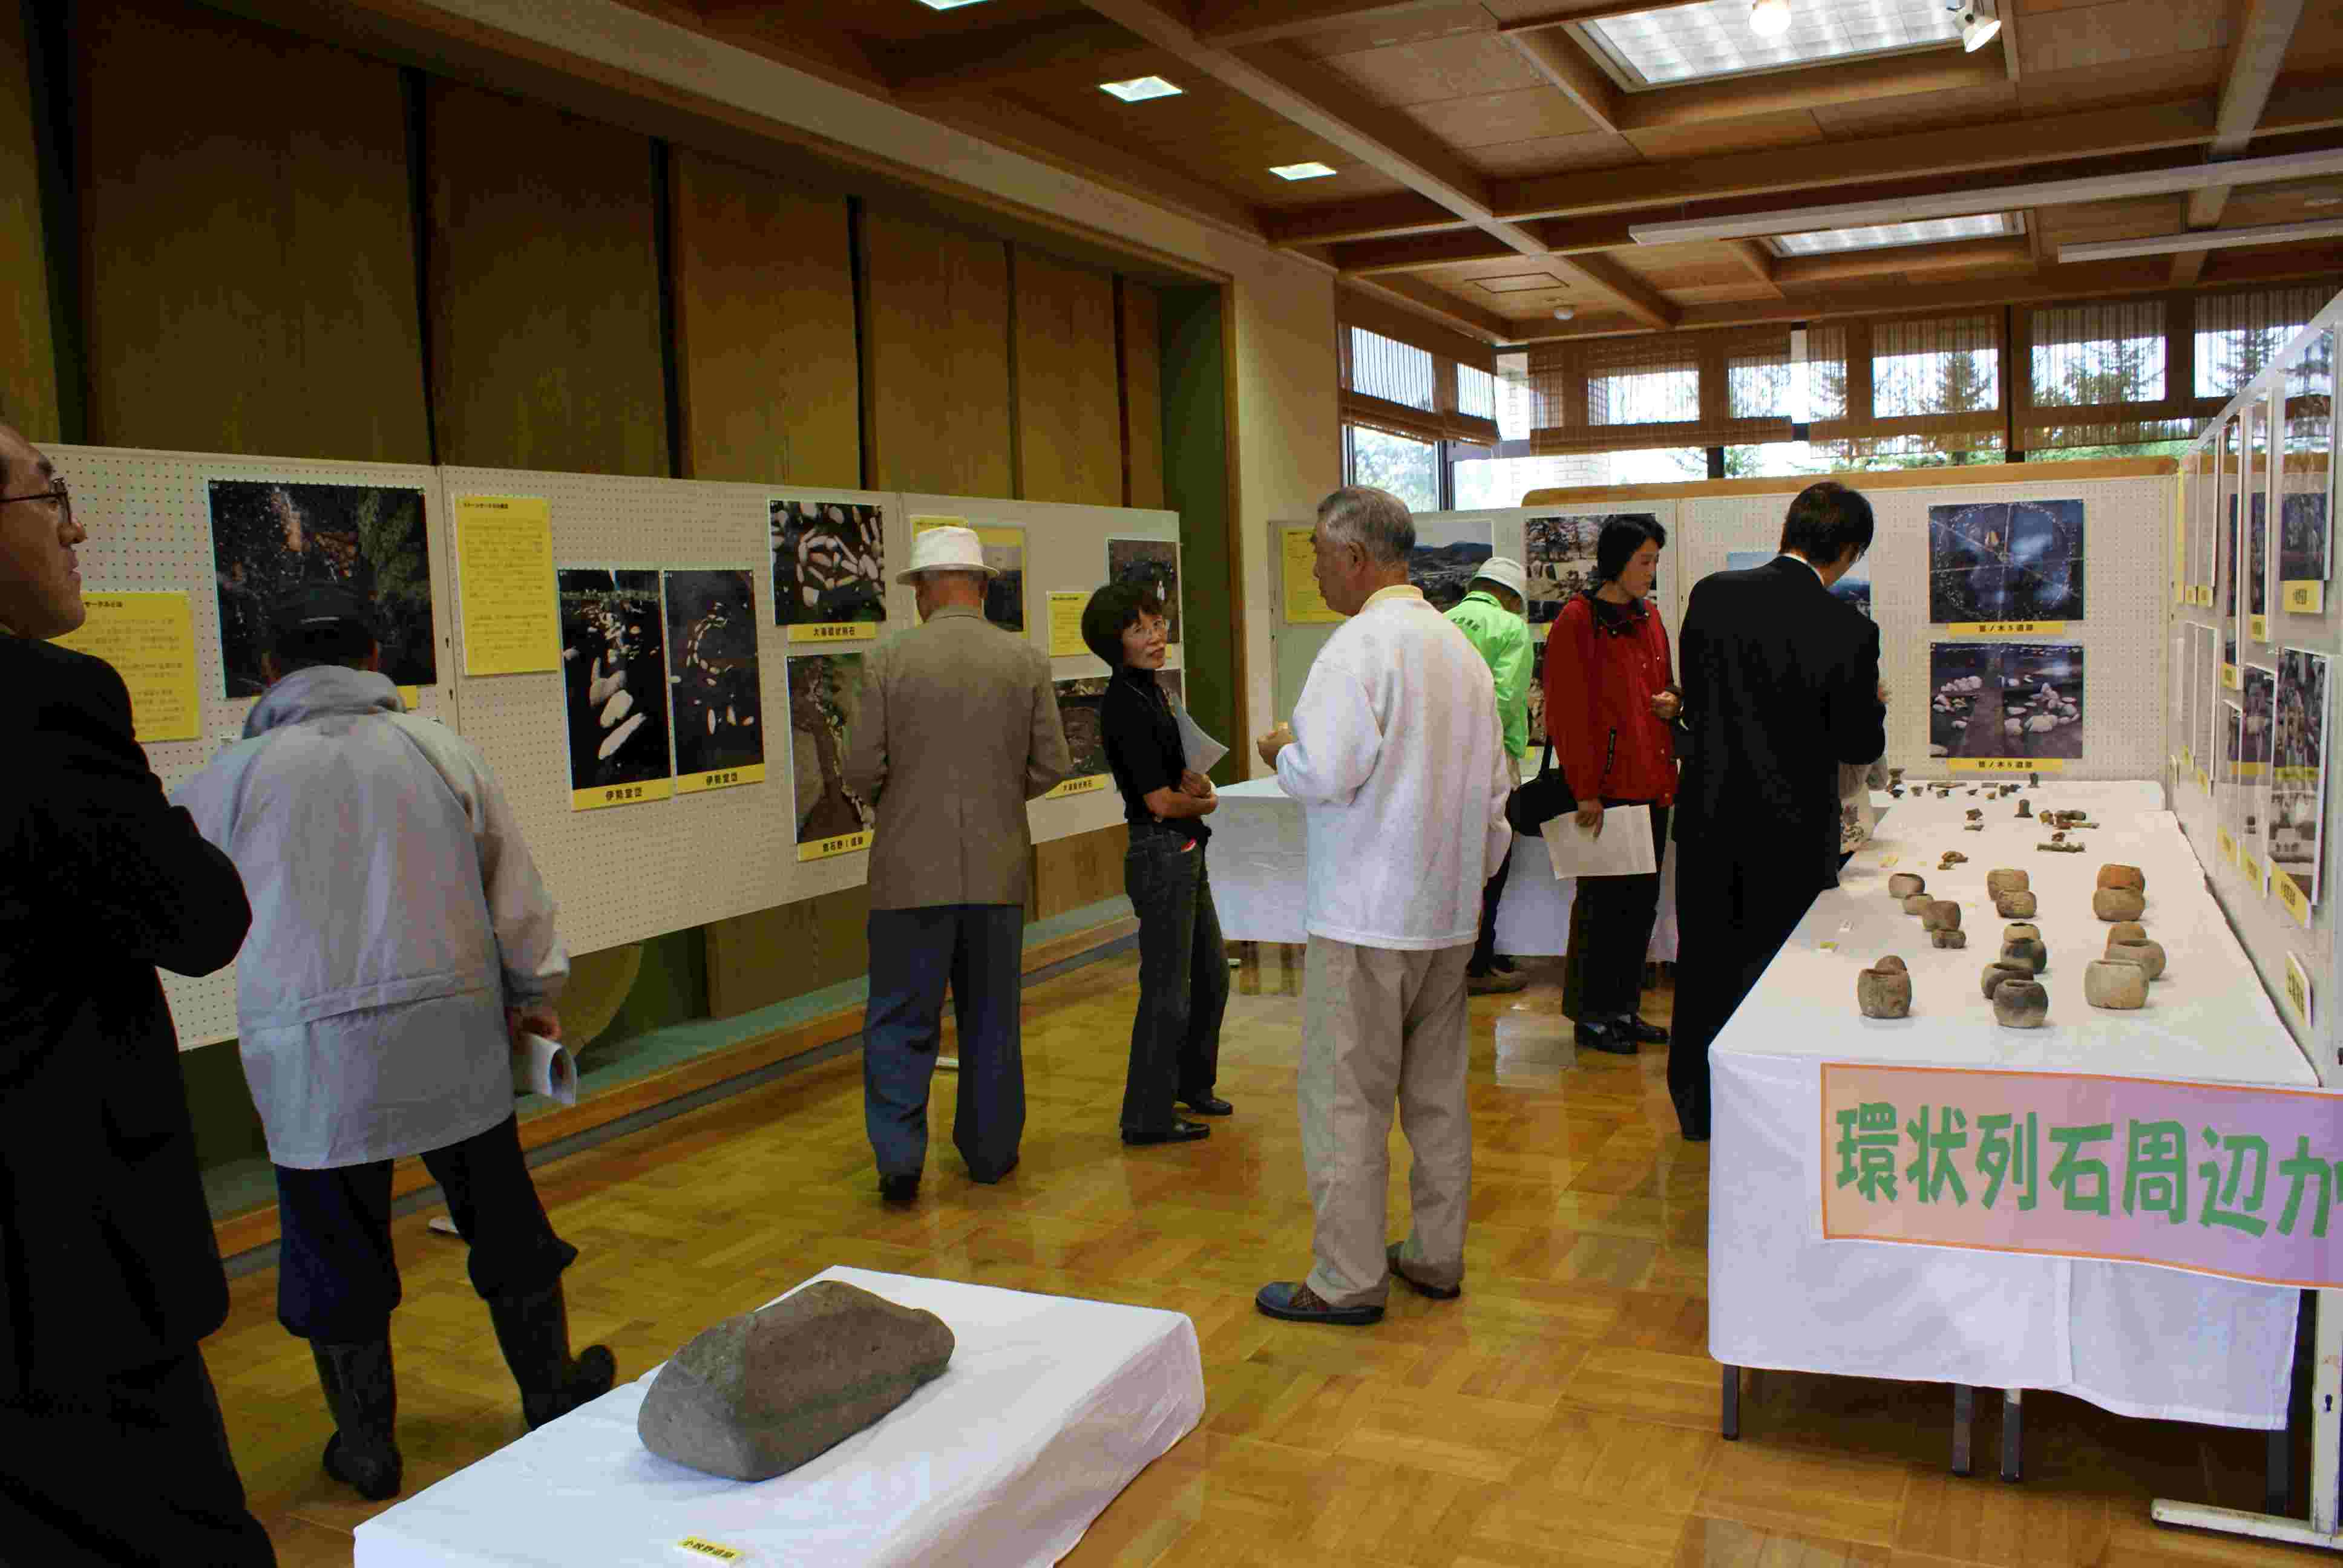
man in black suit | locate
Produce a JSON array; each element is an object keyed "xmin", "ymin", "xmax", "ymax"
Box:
[
  {"xmin": 0, "ymin": 422, "xmax": 277, "ymax": 1565},
  {"xmin": 1670, "ymin": 482, "xmax": 1886, "ymax": 1143}
]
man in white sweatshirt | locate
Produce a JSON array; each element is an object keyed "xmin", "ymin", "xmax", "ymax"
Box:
[{"xmin": 1252, "ymin": 487, "xmax": 1515, "ymax": 1326}]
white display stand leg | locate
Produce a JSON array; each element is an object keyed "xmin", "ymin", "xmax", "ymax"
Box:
[{"xmin": 2152, "ymin": 1289, "xmax": 2343, "ymax": 1550}]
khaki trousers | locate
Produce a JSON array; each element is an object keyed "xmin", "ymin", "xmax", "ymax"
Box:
[{"xmin": 1299, "ymin": 936, "xmax": 1475, "ymax": 1309}]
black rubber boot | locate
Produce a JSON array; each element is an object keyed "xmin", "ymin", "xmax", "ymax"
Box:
[
  {"xmin": 487, "ymin": 1282, "xmax": 617, "ymax": 1431},
  {"xmin": 310, "ymin": 1339, "xmax": 403, "ymax": 1501}
]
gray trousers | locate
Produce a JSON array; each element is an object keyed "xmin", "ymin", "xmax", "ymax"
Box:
[
  {"xmin": 1299, "ymin": 936, "xmax": 1475, "ymax": 1310},
  {"xmin": 863, "ymin": 904, "xmax": 1026, "ymax": 1182}
]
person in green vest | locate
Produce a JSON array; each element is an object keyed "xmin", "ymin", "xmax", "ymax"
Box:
[{"xmin": 1446, "ymin": 557, "xmax": 1533, "ymax": 995}]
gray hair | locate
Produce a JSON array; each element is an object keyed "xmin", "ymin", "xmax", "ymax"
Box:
[{"xmin": 1316, "ymin": 486, "xmax": 1414, "ymax": 567}]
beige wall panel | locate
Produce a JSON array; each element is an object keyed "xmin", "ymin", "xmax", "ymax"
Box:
[
  {"xmin": 706, "ymin": 884, "xmax": 871, "ymax": 1019},
  {"xmin": 860, "ymin": 205, "xmax": 1012, "ymax": 497},
  {"xmin": 427, "ymin": 81, "xmax": 667, "ymax": 476},
  {"xmin": 79, "ymin": 0, "xmax": 426, "ymax": 461},
  {"xmin": 1034, "ymin": 825, "xmax": 1129, "ymax": 922},
  {"xmin": 672, "ymin": 151, "xmax": 859, "ymax": 488},
  {"xmin": 1121, "ymin": 281, "xmax": 1165, "ymax": 511},
  {"xmin": 0, "ymin": 2, "xmax": 56, "ymax": 442},
  {"xmin": 1013, "ymin": 247, "xmax": 1121, "ymax": 506}
]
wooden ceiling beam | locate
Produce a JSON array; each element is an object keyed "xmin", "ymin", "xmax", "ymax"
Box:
[
  {"xmin": 1331, "ymin": 213, "xmax": 1640, "ymax": 273},
  {"xmin": 1772, "ymin": 236, "xmax": 2035, "ymax": 287},
  {"xmin": 1500, "ymin": 0, "xmax": 1714, "ymax": 28},
  {"xmin": 1725, "ymin": 238, "xmax": 1783, "ymax": 298},
  {"xmin": 1191, "ymin": 0, "xmax": 1486, "ymax": 47},
  {"xmin": 1079, "ymin": 0, "xmax": 1546, "ymax": 255},
  {"xmin": 1263, "ymin": 194, "xmax": 1470, "ymax": 246},
  {"xmin": 1344, "ymin": 271, "xmax": 1515, "ymax": 342},
  {"xmin": 922, "ymin": 93, "xmax": 1271, "ymax": 237},
  {"xmin": 1548, "ymin": 252, "xmax": 1677, "ymax": 329},
  {"xmin": 1501, "ymin": 27, "xmax": 1620, "ymax": 136},
  {"xmin": 2171, "ymin": 249, "xmax": 2210, "ymax": 286},
  {"xmin": 1995, "ymin": 0, "xmax": 2021, "ymax": 83},
  {"xmin": 2184, "ymin": 0, "xmax": 2310, "ymax": 230},
  {"xmin": 885, "ymin": 15, "xmax": 1155, "ymax": 102},
  {"xmin": 1607, "ymin": 47, "xmax": 2008, "ymax": 134}
]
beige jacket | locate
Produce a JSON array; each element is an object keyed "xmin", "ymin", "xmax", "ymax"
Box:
[{"xmin": 844, "ymin": 605, "xmax": 1070, "ymax": 909}]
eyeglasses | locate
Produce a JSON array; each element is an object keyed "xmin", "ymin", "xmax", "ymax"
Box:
[{"xmin": 0, "ymin": 482, "xmax": 71, "ymax": 525}]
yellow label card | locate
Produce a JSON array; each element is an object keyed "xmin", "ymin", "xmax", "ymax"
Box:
[
  {"xmin": 2285, "ymin": 580, "xmax": 2326, "ymax": 615},
  {"xmin": 52, "ymin": 590, "xmax": 200, "ymax": 742},
  {"xmin": 1947, "ymin": 621, "xmax": 2068, "ymax": 637},
  {"xmin": 2278, "ymin": 868, "xmax": 2313, "ymax": 927},
  {"xmin": 910, "ymin": 514, "xmax": 968, "ymax": 533},
  {"xmin": 2223, "ymin": 664, "xmax": 2241, "ymax": 690},
  {"xmin": 798, "ymin": 829, "xmax": 871, "ymax": 861},
  {"xmin": 2244, "ymin": 851, "xmax": 2266, "ymax": 887},
  {"xmin": 2250, "ymin": 614, "xmax": 2270, "ymax": 643},
  {"xmin": 453, "ymin": 495, "xmax": 562, "ymax": 676},
  {"xmin": 573, "ymin": 779, "xmax": 673, "ymax": 812},
  {"xmin": 674, "ymin": 762, "xmax": 765, "ymax": 796},
  {"xmin": 399, "ymin": 685, "xmax": 421, "ymax": 712},
  {"xmin": 1282, "ymin": 527, "xmax": 1341, "ymax": 624},
  {"xmin": 2197, "ymin": 767, "xmax": 2210, "ymax": 794},
  {"xmin": 1047, "ymin": 591, "xmax": 1090, "ymax": 657},
  {"xmin": 2286, "ymin": 951, "xmax": 2314, "ymax": 1027},
  {"xmin": 2218, "ymin": 826, "xmax": 2238, "ymax": 865},
  {"xmin": 1045, "ymin": 774, "xmax": 1110, "ymax": 800},
  {"xmin": 1946, "ymin": 757, "xmax": 2065, "ymax": 775},
  {"xmin": 675, "ymin": 1538, "xmax": 747, "ymax": 1563},
  {"xmin": 788, "ymin": 621, "xmax": 879, "ymax": 645}
]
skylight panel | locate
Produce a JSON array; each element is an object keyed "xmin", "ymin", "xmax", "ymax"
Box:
[
  {"xmin": 1580, "ymin": 0, "xmax": 1962, "ymax": 90},
  {"xmin": 1771, "ymin": 213, "xmax": 2022, "ymax": 256}
]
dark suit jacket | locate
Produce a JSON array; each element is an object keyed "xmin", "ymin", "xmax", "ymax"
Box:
[
  {"xmin": 0, "ymin": 636, "xmax": 251, "ymax": 1399},
  {"xmin": 1673, "ymin": 556, "xmax": 1887, "ymax": 895}
]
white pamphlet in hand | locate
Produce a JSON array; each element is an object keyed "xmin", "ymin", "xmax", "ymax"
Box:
[
  {"xmin": 1541, "ymin": 803, "xmax": 1657, "ymax": 878},
  {"xmin": 1174, "ymin": 704, "xmax": 1229, "ymax": 776},
  {"xmin": 513, "ymin": 1032, "xmax": 578, "ymax": 1106}
]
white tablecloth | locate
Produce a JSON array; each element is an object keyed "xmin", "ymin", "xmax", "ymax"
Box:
[
  {"xmin": 1207, "ymin": 777, "xmax": 1679, "ymax": 959},
  {"xmin": 354, "ymin": 1269, "xmax": 1205, "ymax": 1567},
  {"xmin": 1711, "ymin": 780, "xmax": 2312, "ymax": 1428}
]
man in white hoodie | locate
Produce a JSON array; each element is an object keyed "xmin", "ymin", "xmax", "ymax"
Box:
[{"xmin": 1252, "ymin": 488, "xmax": 1515, "ymax": 1326}]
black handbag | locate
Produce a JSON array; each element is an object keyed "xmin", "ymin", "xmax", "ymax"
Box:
[{"xmin": 1505, "ymin": 739, "xmax": 1576, "ymax": 836}]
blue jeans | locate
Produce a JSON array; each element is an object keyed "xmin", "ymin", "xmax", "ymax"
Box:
[
  {"xmin": 1119, "ymin": 823, "xmax": 1228, "ymax": 1134},
  {"xmin": 863, "ymin": 904, "xmax": 1026, "ymax": 1182}
]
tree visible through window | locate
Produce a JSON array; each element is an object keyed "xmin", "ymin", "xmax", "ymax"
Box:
[{"xmin": 1345, "ymin": 425, "xmax": 1440, "ymax": 512}]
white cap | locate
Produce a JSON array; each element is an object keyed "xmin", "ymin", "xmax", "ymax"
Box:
[
  {"xmin": 897, "ymin": 524, "xmax": 1000, "ymax": 584},
  {"xmin": 1472, "ymin": 555, "xmax": 1528, "ymax": 603}
]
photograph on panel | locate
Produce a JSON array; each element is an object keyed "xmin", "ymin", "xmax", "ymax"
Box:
[
  {"xmin": 2282, "ymin": 489, "xmax": 2332, "ymax": 595},
  {"xmin": 2172, "ymin": 630, "xmax": 2190, "ymax": 770},
  {"xmin": 661, "ymin": 569, "xmax": 764, "ymax": 788},
  {"xmin": 770, "ymin": 499, "xmax": 885, "ymax": 632},
  {"xmin": 1522, "ymin": 514, "xmax": 1620, "ymax": 626},
  {"xmin": 1107, "ymin": 538, "xmax": 1181, "ymax": 644},
  {"xmin": 2223, "ymin": 701, "xmax": 2246, "ymax": 848},
  {"xmin": 2249, "ymin": 491, "xmax": 2271, "ymax": 637},
  {"xmin": 2200, "ymin": 624, "xmax": 2223, "ymax": 779},
  {"xmin": 1527, "ymin": 639, "xmax": 1547, "ymax": 748},
  {"xmin": 2274, "ymin": 647, "xmax": 2330, "ymax": 901},
  {"xmin": 558, "ymin": 569, "xmax": 672, "ymax": 795},
  {"xmin": 208, "ymin": 479, "xmax": 436, "ymax": 698},
  {"xmin": 1925, "ymin": 499, "xmax": 2084, "ymax": 624},
  {"xmin": 1404, "ymin": 515, "xmax": 1493, "ymax": 612},
  {"xmin": 975, "ymin": 528, "xmax": 1026, "ymax": 632},
  {"xmin": 787, "ymin": 653, "xmax": 871, "ymax": 845},
  {"xmin": 2220, "ymin": 451, "xmax": 2241, "ymax": 622},
  {"xmin": 1726, "ymin": 549, "xmax": 1871, "ymax": 617},
  {"xmin": 2244, "ymin": 665, "xmax": 2276, "ymax": 879},
  {"xmin": 1927, "ymin": 642, "xmax": 2083, "ymax": 762},
  {"xmin": 1055, "ymin": 676, "xmax": 1112, "ymax": 783},
  {"xmin": 2226, "ymin": 629, "xmax": 2240, "ymax": 673},
  {"xmin": 2280, "ymin": 330, "xmax": 2334, "ymax": 595}
]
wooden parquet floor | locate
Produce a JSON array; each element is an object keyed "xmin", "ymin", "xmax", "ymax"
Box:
[{"xmin": 210, "ymin": 946, "xmax": 2325, "ymax": 1567}]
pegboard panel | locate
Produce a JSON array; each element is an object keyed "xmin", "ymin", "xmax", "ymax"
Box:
[
  {"xmin": 901, "ymin": 492, "xmax": 1182, "ymax": 847},
  {"xmin": 1678, "ymin": 475, "xmax": 2172, "ymax": 783},
  {"xmin": 2168, "ymin": 293, "xmax": 2343, "ymax": 1084},
  {"xmin": 43, "ymin": 443, "xmax": 459, "ymax": 1049}
]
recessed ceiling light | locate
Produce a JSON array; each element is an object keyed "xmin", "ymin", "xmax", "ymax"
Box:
[
  {"xmin": 1099, "ymin": 76, "xmax": 1182, "ymax": 102},
  {"xmin": 913, "ymin": 0, "xmax": 989, "ymax": 9},
  {"xmin": 1271, "ymin": 162, "xmax": 1338, "ymax": 180},
  {"xmin": 2309, "ymin": 196, "xmax": 2343, "ymax": 207}
]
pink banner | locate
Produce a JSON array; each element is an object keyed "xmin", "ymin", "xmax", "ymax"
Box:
[{"xmin": 1821, "ymin": 1063, "xmax": 2343, "ymax": 1287}]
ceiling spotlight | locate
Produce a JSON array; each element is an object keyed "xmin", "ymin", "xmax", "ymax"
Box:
[
  {"xmin": 1269, "ymin": 162, "xmax": 1337, "ymax": 180},
  {"xmin": 1955, "ymin": 3, "xmax": 2001, "ymax": 52},
  {"xmin": 1552, "ymin": 306, "xmax": 1576, "ymax": 321},
  {"xmin": 1749, "ymin": 0, "xmax": 1792, "ymax": 38}
]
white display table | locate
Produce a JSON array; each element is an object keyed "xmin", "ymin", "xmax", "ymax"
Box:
[
  {"xmin": 353, "ymin": 1269, "xmax": 1206, "ymax": 1567},
  {"xmin": 1207, "ymin": 776, "xmax": 1679, "ymax": 959},
  {"xmin": 1711, "ymin": 781, "xmax": 2310, "ymax": 1429}
]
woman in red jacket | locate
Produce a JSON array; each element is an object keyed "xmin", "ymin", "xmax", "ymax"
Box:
[{"xmin": 1544, "ymin": 515, "xmax": 1679, "ymax": 1056}]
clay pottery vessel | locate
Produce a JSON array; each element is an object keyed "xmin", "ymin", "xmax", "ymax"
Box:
[
  {"xmin": 1996, "ymin": 890, "xmax": 2038, "ymax": 918},
  {"xmin": 1888, "ymin": 874, "xmax": 1927, "ymax": 900},
  {"xmin": 1921, "ymin": 901, "xmax": 1961, "ymax": 932},
  {"xmin": 2108, "ymin": 937, "xmax": 2167, "ymax": 981},
  {"xmin": 1986, "ymin": 869, "xmax": 2030, "ymax": 896},
  {"xmin": 2083, "ymin": 959, "xmax": 2149, "ymax": 1010},
  {"xmin": 1874, "ymin": 955, "xmax": 1908, "ymax": 973},
  {"xmin": 1981, "ymin": 960, "xmax": 2032, "ymax": 999},
  {"xmin": 2005, "ymin": 923, "xmax": 2042, "ymax": 944},
  {"xmin": 1858, "ymin": 966, "xmax": 1913, "ymax": 1019},
  {"xmin": 2097, "ymin": 864, "xmax": 2147, "ymax": 892},
  {"xmin": 2107, "ymin": 921, "xmax": 2148, "ymax": 945},
  {"xmin": 2017, "ymin": 799, "xmax": 2033, "ymax": 818},
  {"xmin": 1932, "ymin": 929, "xmax": 1968, "ymax": 950},
  {"xmin": 1993, "ymin": 978, "xmax": 2050, "ymax": 1028},
  {"xmin": 2000, "ymin": 936, "xmax": 2048, "ymax": 975},
  {"xmin": 1903, "ymin": 893, "xmax": 1934, "ymax": 915},
  {"xmin": 2093, "ymin": 887, "xmax": 2147, "ymax": 922}
]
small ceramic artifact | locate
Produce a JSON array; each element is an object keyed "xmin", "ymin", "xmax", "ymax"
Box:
[
  {"xmin": 1942, "ymin": 851, "xmax": 1970, "ymax": 864},
  {"xmin": 1993, "ymin": 978, "xmax": 2050, "ymax": 1028},
  {"xmin": 2017, "ymin": 799, "xmax": 2033, "ymax": 818},
  {"xmin": 1903, "ymin": 893, "xmax": 1934, "ymax": 915},
  {"xmin": 1967, "ymin": 808, "xmax": 1984, "ymax": 822},
  {"xmin": 2030, "ymin": 771, "xmax": 2040, "ymax": 788},
  {"xmin": 1995, "ymin": 890, "xmax": 2038, "ymax": 918},
  {"xmin": 1922, "ymin": 901, "xmax": 1962, "ymax": 932},
  {"xmin": 2000, "ymin": 936, "xmax": 2048, "ymax": 975},
  {"xmin": 1965, "ymin": 822, "xmax": 1984, "ymax": 832},
  {"xmin": 1986, "ymin": 869, "xmax": 2030, "ymax": 895},
  {"xmin": 1981, "ymin": 959, "xmax": 2033, "ymax": 999},
  {"xmin": 2083, "ymin": 959, "xmax": 2149, "ymax": 1010},
  {"xmin": 1932, "ymin": 929, "xmax": 1968, "ymax": 950},
  {"xmin": 2107, "ymin": 921, "xmax": 2148, "ymax": 945},
  {"xmin": 1858, "ymin": 965, "xmax": 1914, "ymax": 1019},
  {"xmin": 2093, "ymin": 887, "xmax": 2148, "ymax": 922},
  {"xmin": 2005, "ymin": 923, "xmax": 2042, "ymax": 944},
  {"xmin": 1889, "ymin": 873, "xmax": 1927, "ymax": 900},
  {"xmin": 2108, "ymin": 936, "xmax": 2167, "ymax": 981},
  {"xmin": 2097, "ymin": 864, "xmax": 2147, "ymax": 893},
  {"xmin": 1875, "ymin": 955, "xmax": 1908, "ymax": 973}
]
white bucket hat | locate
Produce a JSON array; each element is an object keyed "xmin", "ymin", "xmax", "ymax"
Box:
[
  {"xmin": 1472, "ymin": 555, "xmax": 1528, "ymax": 602},
  {"xmin": 897, "ymin": 524, "xmax": 1000, "ymax": 584}
]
